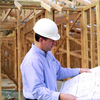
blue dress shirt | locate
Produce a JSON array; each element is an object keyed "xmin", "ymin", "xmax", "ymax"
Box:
[{"xmin": 20, "ymin": 44, "xmax": 80, "ymax": 100}]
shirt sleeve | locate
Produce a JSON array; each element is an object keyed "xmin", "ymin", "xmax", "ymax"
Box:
[
  {"xmin": 48, "ymin": 51, "xmax": 80, "ymax": 80},
  {"xmin": 23, "ymin": 61, "xmax": 60, "ymax": 100},
  {"xmin": 55, "ymin": 60, "xmax": 80, "ymax": 80}
]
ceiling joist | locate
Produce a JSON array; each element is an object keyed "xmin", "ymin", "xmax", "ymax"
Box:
[
  {"xmin": 14, "ymin": 0, "xmax": 51, "ymax": 12},
  {"xmin": 42, "ymin": 0, "xmax": 62, "ymax": 12}
]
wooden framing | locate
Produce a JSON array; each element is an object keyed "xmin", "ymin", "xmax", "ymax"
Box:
[
  {"xmin": 66, "ymin": 10, "xmax": 70, "ymax": 67},
  {"xmin": 0, "ymin": 33, "xmax": 2, "ymax": 99},
  {"xmin": 2, "ymin": 9, "xmax": 13, "ymax": 22},
  {"xmin": 17, "ymin": 9, "xmax": 21, "ymax": 100},
  {"xmin": 90, "ymin": 7, "xmax": 95, "ymax": 68},
  {"xmin": 96, "ymin": 2, "xmax": 100, "ymax": 66},
  {"xmin": 0, "ymin": 0, "xmax": 100, "ymax": 100}
]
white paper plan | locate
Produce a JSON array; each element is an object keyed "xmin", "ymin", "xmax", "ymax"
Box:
[{"xmin": 60, "ymin": 66, "xmax": 100, "ymax": 100}]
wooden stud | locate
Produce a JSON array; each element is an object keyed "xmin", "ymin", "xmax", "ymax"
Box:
[
  {"xmin": 80, "ymin": 12, "xmax": 84, "ymax": 68},
  {"xmin": 0, "ymin": 33, "xmax": 2, "ymax": 100},
  {"xmin": 45, "ymin": 9, "xmax": 54, "ymax": 20},
  {"xmin": 96, "ymin": 2, "xmax": 100, "ymax": 66},
  {"xmin": 17, "ymin": 9, "xmax": 21, "ymax": 100},
  {"xmin": 90, "ymin": 7, "xmax": 95, "ymax": 68},
  {"xmin": 81, "ymin": 10, "xmax": 88, "ymax": 68},
  {"xmin": 23, "ymin": 28, "xmax": 27, "ymax": 56},
  {"xmin": 66, "ymin": 10, "xmax": 70, "ymax": 67},
  {"xmin": 14, "ymin": 30, "xmax": 18, "ymax": 88},
  {"xmin": 33, "ymin": 9, "xmax": 36, "ymax": 43}
]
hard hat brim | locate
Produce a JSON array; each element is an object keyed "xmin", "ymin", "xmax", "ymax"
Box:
[{"xmin": 50, "ymin": 34, "xmax": 60, "ymax": 40}]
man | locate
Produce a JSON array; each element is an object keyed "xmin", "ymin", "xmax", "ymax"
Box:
[{"xmin": 20, "ymin": 18, "xmax": 91, "ymax": 100}]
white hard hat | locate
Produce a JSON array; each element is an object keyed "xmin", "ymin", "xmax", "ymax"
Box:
[{"xmin": 33, "ymin": 18, "xmax": 60, "ymax": 40}]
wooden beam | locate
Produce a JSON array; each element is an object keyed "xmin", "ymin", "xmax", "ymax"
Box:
[
  {"xmin": 0, "ymin": 5, "xmax": 16, "ymax": 9},
  {"xmin": 42, "ymin": 0, "xmax": 62, "ymax": 12},
  {"xmin": 90, "ymin": 7, "xmax": 95, "ymax": 68},
  {"xmin": 0, "ymin": 24, "xmax": 16, "ymax": 29},
  {"xmin": 1, "ymin": 44, "xmax": 14, "ymax": 56},
  {"xmin": 17, "ymin": 0, "xmax": 51, "ymax": 11},
  {"xmin": 0, "ymin": 0, "xmax": 14, "ymax": 4},
  {"xmin": 58, "ymin": 48, "xmax": 82, "ymax": 59},
  {"xmin": 69, "ymin": 35, "xmax": 81, "ymax": 46},
  {"xmin": 62, "ymin": 7, "xmax": 83, "ymax": 11},
  {"xmin": 0, "ymin": 19, "xmax": 17, "ymax": 23},
  {"xmin": 21, "ymin": 10, "xmax": 45, "ymax": 35},
  {"xmin": 0, "ymin": 26, "xmax": 15, "ymax": 30},
  {"xmin": 21, "ymin": 10, "xmax": 34, "ymax": 22},
  {"xmin": 54, "ymin": 12, "xmax": 82, "ymax": 55},
  {"xmin": 18, "ymin": 0, "xmax": 40, "ymax": 6},
  {"xmin": 80, "ymin": 12, "xmax": 84, "ymax": 68},
  {"xmin": 22, "ymin": 6, "xmax": 45, "ymax": 10},
  {"xmin": 0, "ymin": 35, "xmax": 2, "ymax": 99},
  {"xmin": 58, "ymin": 48, "xmax": 95, "ymax": 64},
  {"xmin": 1, "ymin": 53, "xmax": 14, "ymax": 61},
  {"xmin": 96, "ymin": 2, "xmax": 100, "ymax": 66},
  {"xmin": 1, "ymin": 73, "xmax": 9, "ymax": 78},
  {"xmin": 69, "ymin": 12, "xmax": 82, "ymax": 31},
  {"xmin": 2, "ymin": 86, "xmax": 15, "ymax": 89},
  {"xmin": 76, "ymin": 0, "xmax": 91, "ymax": 6},
  {"xmin": 45, "ymin": 9, "xmax": 54, "ymax": 20},
  {"xmin": 33, "ymin": 9, "xmax": 36, "ymax": 43},
  {"xmin": 58, "ymin": 0, "xmax": 76, "ymax": 7},
  {"xmin": 81, "ymin": 10, "xmax": 88, "ymax": 68},
  {"xmin": 83, "ymin": 1, "xmax": 99, "ymax": 11},
  {"xmin": 1, "ymin": 37, "xmax": 14, "ymax": 41},
  {"xmin": 5, "ymin": 9, "xmax": 18, "ymax": 18},
  {"xmin": 17, "ymin": 9, "xmax": 21, "ymax": 100},
  {"xmin": 14, "ymin": 30, "xmax": 18, "ymax": 88},
  {"xmin": 66, "ymin": 10, "xmax": 70, "ymax": 67},
  {"xmin": 2, "ymin": 9, "xmax": 12, "ymax": 22},
  {"xmin": 23, "ymin": 28, "xmax": 27, "ymax": 56},
  {"xmin": 41, "ymin": 1, "xmax": 52, "ymax": 12},
  {"xmin": 1, "ymin": 66, "xmax": 18, "ymax": 86},
  {"xmin": 14, "ymin": 0, "xmax": 22, "ymax": 11},
  {"xmin": 0, "ymin": 5, "xmax": 44, "ymax": 10}
]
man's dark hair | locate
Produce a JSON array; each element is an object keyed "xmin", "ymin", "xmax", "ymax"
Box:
[{"xmin": 35, "ymin": 33, "xmax": 48, "ymax": 42}]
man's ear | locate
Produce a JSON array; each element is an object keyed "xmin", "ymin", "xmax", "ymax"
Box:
[{"xmin": 39, "ymin": 37, "xmax": 43, "ymax": 44}]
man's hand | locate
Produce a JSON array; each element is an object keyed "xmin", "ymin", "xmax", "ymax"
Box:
[
  {"xmin": 80, "ymin": 68, "xmax": 91, "ymax": 74},
  {"xmin": 59, "ymin": 93, "xmax": 77, "ymax": 100}
]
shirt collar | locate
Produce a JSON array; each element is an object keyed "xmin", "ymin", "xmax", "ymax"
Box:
[{"xmin": 32, "ymin": 43, "xmax": 47, "ymax": 57}]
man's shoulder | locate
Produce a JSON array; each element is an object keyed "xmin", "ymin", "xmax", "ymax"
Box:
[{"xmin": 47, "ymin": 51, "xmax": 56, "ymax": 60}]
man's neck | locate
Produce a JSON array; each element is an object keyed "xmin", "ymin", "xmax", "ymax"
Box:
[{"xmin": 34, "ymin": 41, "xmax": 47, "ymax": 53}]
